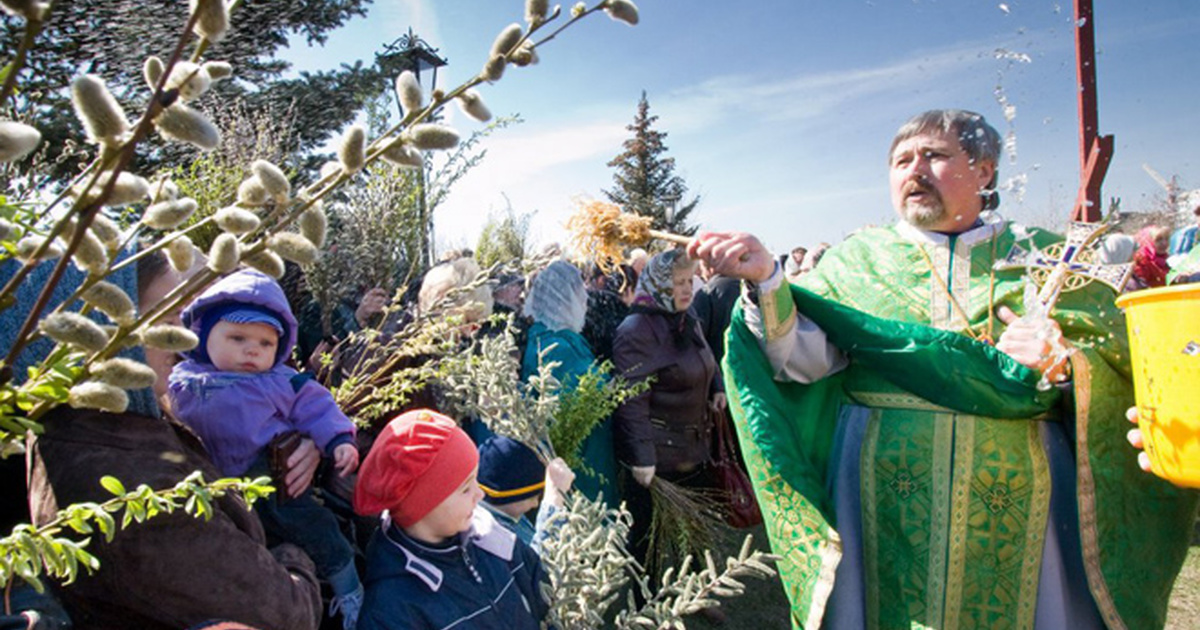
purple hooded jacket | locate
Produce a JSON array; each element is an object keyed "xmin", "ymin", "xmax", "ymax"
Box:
[{"xmin": 167, "ymin": 269, "xmax": 355, "ymax": 476}]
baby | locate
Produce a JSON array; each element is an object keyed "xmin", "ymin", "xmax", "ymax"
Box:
[{"xmin": 168, "ymin": 269, "xmax": 362, "ymax": 629}]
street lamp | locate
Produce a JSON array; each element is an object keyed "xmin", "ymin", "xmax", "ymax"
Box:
[{"xmin": 374, "ymin": 29, "xmax": 448, "ymax": 267}]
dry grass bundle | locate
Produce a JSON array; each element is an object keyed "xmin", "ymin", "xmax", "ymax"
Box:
[
  {"xmin": 566, "ymin": 199, "xmax": 687, "ymax": 271},
  {"xmin": 647, "ymin": 476, "xmax": 725, "ymax": 572}
]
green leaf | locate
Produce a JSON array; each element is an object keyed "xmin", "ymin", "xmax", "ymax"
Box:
[{"xmin": 99, "ymin": 476, "xmax": 126, "ymax": 496}]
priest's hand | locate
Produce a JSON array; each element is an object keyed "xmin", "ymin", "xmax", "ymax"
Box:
[
  {"xmin": 1125, "ymin": 406, "xmax": 1153, "ymax": 472},
  {"xmin": 995, "ymin": 306, "xmax": 1072, "ymax": 382},
  {"xmin": 687, "ymin": 231, "xmax": 775, "ymax": 284}
]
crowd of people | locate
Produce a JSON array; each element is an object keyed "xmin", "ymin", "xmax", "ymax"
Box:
[{"xmin": 4, "ymin": 107, "xmax": 1198, "ymax": 630}]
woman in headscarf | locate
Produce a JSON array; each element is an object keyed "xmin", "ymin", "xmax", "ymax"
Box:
[
  {"xmin": 521, "ymin": 260, "xmax": 618, "ymax": 506},
  {"xmin": 1132, "ymin": 225, "xmax": 1171, "ymax": 289},
  {"xmin": 611, "ymin": 248, "xmax": 725, "ymax": 561}
]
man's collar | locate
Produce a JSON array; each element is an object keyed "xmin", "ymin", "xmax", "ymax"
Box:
[{"xmin": 896, "ymin": 211, "xmax": 1006, "ymax": 247}]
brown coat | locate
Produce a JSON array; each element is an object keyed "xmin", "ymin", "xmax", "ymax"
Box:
[
  {"xmin": 27, "ymin": 407, "xmax": 322, "ymax": 630},
  {"xmin": 612, "ymin": 309, "xmax": 719, "ymax": 472}
]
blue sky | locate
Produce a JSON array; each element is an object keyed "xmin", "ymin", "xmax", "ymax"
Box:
[{"xmin": 282, "ymin": 0, "xmax": 1199, "ymax": 256}]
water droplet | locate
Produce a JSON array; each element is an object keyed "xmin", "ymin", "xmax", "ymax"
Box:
[
  {"xmin": 1077, "ymin": 17, "xmax": 1088, "ymax": 27},
  {"xmin": 1183, "ymin": 341, "xmax": 1200, "ymax": 356},
  {"xmin": 999, "ymin": 3, "xmax": 1011, "ymax": 14}
]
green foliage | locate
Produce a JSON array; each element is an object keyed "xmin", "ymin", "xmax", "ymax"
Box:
[
  {"xmin": 604, "ymin": 91, "xmax": 701, "ymax": 239},
  {"xmin": 475, "ymin": 207, "xmax": 533, "ymax": 269},
  {"xmin": 548, "ymin": 360, "xmax": 647, "ymax": 470},
  {"xmin": 1, "ymin": 471, "xmax": 274, "ymax": 592}
]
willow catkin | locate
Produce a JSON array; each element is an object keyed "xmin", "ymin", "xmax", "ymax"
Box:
[
  {"xmin": 155, "ymin": 104, "xmax": 220, "ymax": 151},
  {"xmin": 15, "ymin": 235, "xmax": 63, "ymax": 262},
  {"xmin": 456, "ymin": 90, "xmax": 492, "ymax": 122},
  {"xmin": 68, "ymin": 381, "xmax": 129, "ymax": 413},
  {"xmin": 71, "ymin": 75, "xmax": 130, "ymax": 148},
  {"xmin": 208, "ymin": 233, "xmax": 240, "ymax": 273},
  {"xmin": 166, "ymin": 235, "xmax": 196, "ymax": 272},
  {"xmin": 141, "ymin": 325, "xmax": 199, "ymax": 352},
  {"xmin": 213, "ymin": 205, "xmax": 261, "ymax": 234},
  {"xmin": 298, "ymin": 205, "xmax": 328, "ymax": 248},
  {"xmin": 243, "ymin": 250, "xmax": 285, "ymax": 279},
  {"xmin": 165, "ymin": 61, "xmax": 212, "ymax": 102},
  {"xmin": 382, "ymin": 141, "xmax": 423, "ymax": 169},
  {"xmin": 237, "ymin": 176, "xmax": 270, "ymax": 207},
  {"xmin": 338, "ymin": 125, "xmax": 366, "ymax": 174},
  {"xmin": 88, "ymin": 214, "xmax": 122, "ymax": 251},
  {"xmin": 142, "ymin": 198, "xmax": 198, "ymax": 231},
  {"xmin": 525, "ymin": 0, "xmax": 549, "ymax": 23},
  {"xmin": 40, "ymin": 312, "xmax": 110, "ymax": 352},
  {"xmin": 151, "ymin": 178, "xmax": 180, "ymax": 203},
  {"xmin": 0, "ymin": 121, "xmax": 41, "ymax": 162},
  {"xmin": 510, "ymin": 40, "xmax": 539, "ymax": 67},
  {"xmin": 65, "ymin": 227, "xmax": 109, "ymax": 275},
  {"xmin": 202, "ymin": 61, "xmax": 233, "ymax": 81},
  {"xmin": 189, "ymin": 0, "xmax": 229, "ymax": 42},
  {"xmin": 82, "ymin": 281, "xmax": 137, "ymax": 326},
  {"xmin": 605, "ymin": 0, "xmax": 640, "ymax": 25},
  {"xmin": 74, "ymin": 171, "xmax": 151, "ymax": 207},
  {"xmin": 143, "ymin": 56, "xmax": 165, "ymax": 89},
  {"xmin": 407, "ymin": 124, "xmax": 460, "ymax": 151},
  {"xmin": 90, "ymin": 358, "xmax": 157, "ymax": 389},
  {"xmin": 251, "ymin": 160, "xmax": 290, "ymax": 201},
  {"xmin": 268, "ymin": 232, "xmax": 318, "ymax": 266},
  {"xmin": 491, "ymin": 23, "xmax": 524, "ymax": 58},
  {"xmin": 395, "ymin": 71, "xmax": 423, "ymax": 116},
  {"xmin": 481, "ymin": 55, "xmax": 506, "ymax": 82}
]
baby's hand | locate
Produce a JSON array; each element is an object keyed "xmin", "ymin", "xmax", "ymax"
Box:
[{"xmin": 333, "ymin": 442, "xmax": 359, "ymax": 477}]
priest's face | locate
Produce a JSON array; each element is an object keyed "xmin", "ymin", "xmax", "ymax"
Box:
[{"xmin": 888, "ymin": 128, "xmax": 995, "ymax": 233}]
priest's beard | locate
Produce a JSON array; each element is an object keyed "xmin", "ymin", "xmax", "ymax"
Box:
[{"xmin": 899, "ymin": 197, "xmax": 947, "ymax": 229}]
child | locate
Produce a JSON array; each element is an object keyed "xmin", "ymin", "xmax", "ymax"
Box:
[
  {"xmin": 476, "ymin": 435, "xmax": 574, "ymax": 552},
  {"xmin": 354, "ymin": 410, "xmax": 550, "ymax": 630},
  {"xmin": 168, "ymin": 269, "xmax": 362, "ymax": 629}
]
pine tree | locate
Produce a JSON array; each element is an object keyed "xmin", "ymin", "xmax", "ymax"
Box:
[{"xmin": 604, "ymin": 91, "xmax": 699, "ymax": 236}]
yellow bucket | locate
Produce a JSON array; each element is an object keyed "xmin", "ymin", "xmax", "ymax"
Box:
[{"xmin": 1115, "ymin": 284, "xmax": 1200, "ymax": 488}]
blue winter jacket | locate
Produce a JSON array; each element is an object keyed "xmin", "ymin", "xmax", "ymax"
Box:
[
  {"xmin": 358, "ymin": 507, "xmax": 549, "ymax": 630},
  {"xmin": 167, "ymin": 269, "xmax": 354, "ymax": 476}
]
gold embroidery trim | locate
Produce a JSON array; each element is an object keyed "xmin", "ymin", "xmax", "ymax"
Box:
[
  {"xmin": 861, "ymin": 409, "xmax": 882, "ymax": 629},
  {"xmin": 932, "ymin": 412, "xmax": 958, "ymax": 630},
  {"xmin": 1071, "ymin": 353, "xmax": 1126, "ymax": 630}
]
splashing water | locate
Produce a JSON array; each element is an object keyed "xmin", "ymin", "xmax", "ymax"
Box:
[{"xmin": 1019, "ymin": 273, "xmax": 1073, "ymax": 391}]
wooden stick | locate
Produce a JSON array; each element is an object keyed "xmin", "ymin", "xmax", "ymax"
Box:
[{"xmin": 648, "ymin": 229, "xmax": 691, "ymax": 246}]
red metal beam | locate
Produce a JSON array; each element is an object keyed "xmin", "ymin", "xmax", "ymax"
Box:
[{"xmin": 1071, "ymin": 0, "xmax": 1112, "ymax": 222}]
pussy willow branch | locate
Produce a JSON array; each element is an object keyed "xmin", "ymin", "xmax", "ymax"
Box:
[{"xmin": 1, "ymin": 8, "xmax": 204, "ymax": 385}]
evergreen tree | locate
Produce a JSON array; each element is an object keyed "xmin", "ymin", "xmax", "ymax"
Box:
[{"xmin": 604, "ymin": 91, "xmax": 699, "ymax": 236}]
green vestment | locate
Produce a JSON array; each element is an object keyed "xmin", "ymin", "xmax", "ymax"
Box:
[{"xmin": 724, "ymin": 219, "xmax": 1198, "ymax": 629}]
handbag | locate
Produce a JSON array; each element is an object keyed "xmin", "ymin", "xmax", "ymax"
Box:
[{"xmin": 709, "ymin": 402, "xmax": 762, "ymax": 528}]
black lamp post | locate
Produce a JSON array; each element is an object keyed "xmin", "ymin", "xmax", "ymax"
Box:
[{"xmin": 374, "ymin": 29, "xmax": 448, "ymax": 266}]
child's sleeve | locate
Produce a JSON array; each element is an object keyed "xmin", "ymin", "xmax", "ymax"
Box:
[{"xmin": 289, "ymin": 379, "xmax": 356, "ymax": 455}]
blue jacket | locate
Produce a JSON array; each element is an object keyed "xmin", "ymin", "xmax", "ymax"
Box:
[
  {"xmin": 167, "ymin": 270, "xmax": 354, "ymax": 475},
  {"xmin": 358, "ymin": 508, "xmax": 549, "ymax": 630}
]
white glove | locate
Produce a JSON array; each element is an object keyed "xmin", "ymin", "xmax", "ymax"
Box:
[{"xmin": 631, "ymin": 465, "xmax": 656, "ymax": 488}]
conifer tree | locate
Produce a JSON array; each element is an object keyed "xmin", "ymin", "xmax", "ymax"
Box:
[{"xmin": 604, "ymin": 91, "xmax": 699, "ymax": 236}]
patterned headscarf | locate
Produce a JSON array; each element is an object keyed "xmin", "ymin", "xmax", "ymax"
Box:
[
  {"xmin": 523, "ymin": 260, "xmax": 587, "ymax": 333},
  {"xmin": 1133, "ymin": 226, "xmax": 1170, "ymax": 288},
  {"xmin": 634, "ymin": 249, "xmax": 689, "ymax": 313}
]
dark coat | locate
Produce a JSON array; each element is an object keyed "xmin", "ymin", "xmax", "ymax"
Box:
[
  {"xmin": 612, "ymin": 308, "xmax": 719, "ymax": 471},
  {"xmin": 357, "ymin": 510, "xmax": 548, "ymax": 630},
  {"xmin": 26, "ymin": 407, "xmax": 322, "ymax": 630}
]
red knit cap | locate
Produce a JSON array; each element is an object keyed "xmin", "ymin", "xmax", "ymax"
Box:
[{"xmin": 353, "ymin": 409, "xmax": 479, "ymax": 527}]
